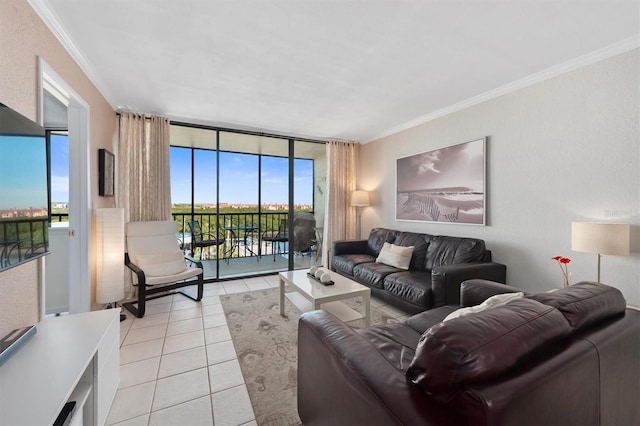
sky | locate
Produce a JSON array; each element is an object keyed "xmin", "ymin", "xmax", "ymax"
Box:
[
  {"xmin": 0, "ymin": 136, "xmax": 49, "ymax": 210},
  {"xmin": 50, "ymin": 133, "xmax": 69, "ymax": 203},
  {"xmin": 170, "ymin": 147, "xmax": 313, "ymax": 205}
]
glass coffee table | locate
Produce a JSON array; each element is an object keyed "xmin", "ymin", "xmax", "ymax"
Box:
[{"xmin": 279, "ymin": 269, "xmax": 371, "ymax": 326}]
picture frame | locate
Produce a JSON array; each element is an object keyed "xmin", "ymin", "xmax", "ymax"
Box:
[
  {"xmin": 98, "ymin": 148, "xmax": 115, "ymax": 197},
  {"xmin": 396, "ymin": 137, "xmax": 486, "ymax": 225}
]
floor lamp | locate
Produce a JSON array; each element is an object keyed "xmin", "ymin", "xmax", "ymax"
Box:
[
  {"xmin": 96, "ymin": 208, "xmax": 126, "ymax": 321},
  {"xmin": 351, "ymin": 190, "xmax": 370, "ymax": 240},
  {"xmin": 571, "ymin": 222, "xmax": 630, "ymax": 282}
]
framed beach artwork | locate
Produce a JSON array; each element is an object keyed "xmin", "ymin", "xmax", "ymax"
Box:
[{"xmin": 396, "ymin": 137, "xmax": 486, "ymax": 225}]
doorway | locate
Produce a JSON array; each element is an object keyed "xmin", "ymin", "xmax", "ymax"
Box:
[{"xmin": 39, "ymin": 58, "xmax": 91, "ymax": 316}]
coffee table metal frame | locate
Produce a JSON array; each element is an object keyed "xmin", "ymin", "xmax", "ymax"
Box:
[{"xmin": 279, "ymin": 269, "xmax": 371, "ymax": 326}]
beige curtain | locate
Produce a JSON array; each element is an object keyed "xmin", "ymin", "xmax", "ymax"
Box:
[
  {"xmin": 117, "ymin": 112, "xmax": 171, "ymax": 223},
  {"xmin": 322, "ymin": 140, "xmax": 359, "ymax": 267},
  {"xmin": 117, "ymin": 112, "xmax": 171, "ymax": 297}
]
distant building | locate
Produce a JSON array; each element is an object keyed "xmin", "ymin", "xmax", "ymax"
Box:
[{"xmin": 0, "ymin": 207, "xmax": 48, "ymax": 219}]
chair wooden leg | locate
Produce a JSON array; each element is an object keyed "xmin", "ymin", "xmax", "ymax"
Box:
[
  {"xmin": 137, "ymin": 285, "xmax": 146, "ymax": 317},
  {"xmin": 196, "ymin": 273, "xmax": 203, "ymax": 300},
  {"xmin": 178, "ymin": 275, "xmax": 204, "ymax": 302},
  {"xmin": 122, "ymin": 285, "xmax": 146, "ymax": 318}
]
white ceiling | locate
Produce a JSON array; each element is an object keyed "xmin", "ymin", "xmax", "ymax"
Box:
[{"xmin": 30, "ymin": 1, "xmax": 639, "ymax": 142}]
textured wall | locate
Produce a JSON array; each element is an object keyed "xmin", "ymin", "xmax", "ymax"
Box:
[
  {"xmin": 0, "ymin": 0, "xmax": 117, "ymax": 333},
  {"xmin": 360, "ymin": 49, "xmax": 639, "ymax": 306},
  {"xmin": 0, "ymin": 263, "xmax": 40, "ymax": 336}
]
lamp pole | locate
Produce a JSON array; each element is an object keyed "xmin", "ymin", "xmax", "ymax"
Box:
[{"xmin": 351, "ymin": 190, "xmax": 370, "ymax": 240}]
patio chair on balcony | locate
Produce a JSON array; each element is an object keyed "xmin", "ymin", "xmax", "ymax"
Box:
[
  {"xmin": 123, "ymin": 221, "xmax": 204, "ymax": 318},
  {"xmin": 188, "ymin": 220, "xmax": 225, "ymax": 260},
  {"xmin": 261, "ymin": 218, "xmax": 289, "ymax": 261},
  {"xmin": 293, "ymin": 212, "xmax": 316, "ymax": 255}
]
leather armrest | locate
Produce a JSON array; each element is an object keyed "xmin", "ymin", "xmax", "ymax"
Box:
[
  {"xmin": 331, "ymin": 239, "xmax": 369, "ymax": 256},
  {"xmin": 460, "ymin": 279, "xmax": 525, "ymax": 307},
  {"xmin": 298, "ymin": 310, "xmax": 453, "ymax": 426},
  {"xmin": 431, "ymin": 262, "xmax": 507, "ymax": 306}
]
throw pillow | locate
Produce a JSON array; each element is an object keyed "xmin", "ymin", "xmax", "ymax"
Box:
[
  {"xmin": 130, "ymin": 250, "xmax": 187, "ymax": 277},
  {"xmin": 443, "ymin": 292, "xmax": 524, "ymax": 321},
  {"xmin": 375, "ymin": 242, "xmax": 414, "ymax": 270}
]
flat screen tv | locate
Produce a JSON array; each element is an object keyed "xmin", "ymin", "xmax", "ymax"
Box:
[{"xmin": 0, "ymin": 103, "xmax": 50, "ymax": 272}]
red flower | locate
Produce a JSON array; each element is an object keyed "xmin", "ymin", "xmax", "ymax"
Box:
[{"xmin": 552, "ymin": 256, "xmax": 571, "ymax": 287}]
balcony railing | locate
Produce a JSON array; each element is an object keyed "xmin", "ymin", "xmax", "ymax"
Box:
[
  {"xmin": 1, "ymin": 218, "xmax": 49, "ymax": 268},
  {"xmin": 51, "ymin": 213, "xmax": 69, "ymax": 222},
  {"xmin": 46, "ymin": 211, "xmax": 304, "ymax": 263},
  {"xmin": 172, "ymin": 211, "xmax": 293, "ymax": 260}
]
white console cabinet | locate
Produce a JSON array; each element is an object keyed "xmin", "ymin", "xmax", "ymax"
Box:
[{"xmin": 0, "ymin": 309, "xmax": 120, "ymax": 425}]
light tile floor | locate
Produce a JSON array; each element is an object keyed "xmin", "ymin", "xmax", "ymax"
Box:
[{"xmin": 108, "ymin": 274, "xmax": 410, "ymax": 426}]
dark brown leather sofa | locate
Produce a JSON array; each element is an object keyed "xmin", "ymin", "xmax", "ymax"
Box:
[
  {"xmin": 331, "ymin": 228, "xmax": 507, "ymax": 313},
  {"xmin": 298, "ymin": 280, "xmax": 640, "ymax": 425}
]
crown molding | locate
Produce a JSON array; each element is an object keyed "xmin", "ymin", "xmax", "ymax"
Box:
[
  {"xmin": 365, "ymin": 35, "xmax": 640, "ymax": 143},
  {"xmin": 28, "ymin": 0, "xmax": 118, "ymax": 110}
]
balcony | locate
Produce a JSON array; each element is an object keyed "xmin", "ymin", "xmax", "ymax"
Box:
[{"xmin": 172, "ymin": 211, "xmax": 320, "ymax": 280}]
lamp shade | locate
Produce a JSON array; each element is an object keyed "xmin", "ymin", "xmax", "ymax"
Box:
[
  {"xmin": 351, "ymin": 190, "xmax": 370, "ymax": 207},
  {"xmin": 95, "ymin": 208, "xmax": 125, "ymax": 304},
  {"xmin": 571, "ymin": 222, "xmax": 630, "ymax": 256}
]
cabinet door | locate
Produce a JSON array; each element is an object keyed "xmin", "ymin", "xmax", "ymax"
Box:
[{"xmin": 96, "ymin": 313, "xmax": 120, "ymax": 425}]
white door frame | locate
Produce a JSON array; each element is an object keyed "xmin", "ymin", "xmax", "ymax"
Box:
[{"xmin": 38, "ymin": 58, "xmax": 91, "ymax": 315}]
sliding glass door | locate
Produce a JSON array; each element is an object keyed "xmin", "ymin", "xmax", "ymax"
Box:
[
  {"xmin": 169, "ymin": 124, "xmax": 325, "ymax": 281},
  {"xmin": 293, "ymin": 140, "xmax": 326, "ymax": 269}
]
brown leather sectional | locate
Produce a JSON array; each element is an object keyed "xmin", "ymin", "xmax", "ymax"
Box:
[{"xmin": 297, "ymin": 280, "xmax": 640, "ymax": 425}]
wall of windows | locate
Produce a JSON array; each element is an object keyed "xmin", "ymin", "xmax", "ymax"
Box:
[{"xmin": 169, "ymin": 124, "xmax": 325, "ymax": 280}]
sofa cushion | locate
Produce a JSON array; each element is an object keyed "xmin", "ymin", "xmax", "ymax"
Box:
[
  {"xmin": 424, "ymin": 236, "xmax": 486, "ymax": 270},
  {"xmin": 366, "ymin": 228, "xmax": 397, "ymax": 256},
  {"xmin": 376, "ymin": 243, "xmax": 414, "ymax": 270},
  {"xmin": 529, "ymin": 282, "xmax": 626, "ymax": 332},
  {"xmin": 355, "ymin": 323, "xmax": 423, "ymax": 371},
  {"xmin": 394, "ymin": 232, "xmax": 431, "ymax": 271},
  {"xmin": 353, "ymin": 262, "xmax": 402, "ymax": 289},
  {"xmin": 406, "ymin": 298, "xmax": 572, "ymax": 399},
  {"xmin": 403, "ymin": 305, "xmax": 458, "ymax": 335},
  {"xmin": 332, "ymin": 254, "xmax": 376, "ymax": 276},
  {"xmin": 383, "ymin": 271, "xmax": 433, "ymax": 307}
]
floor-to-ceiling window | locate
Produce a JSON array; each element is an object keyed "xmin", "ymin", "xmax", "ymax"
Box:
[{"xmin": 169, "ymin": 124, "xmax": 325, "ymax": 281}]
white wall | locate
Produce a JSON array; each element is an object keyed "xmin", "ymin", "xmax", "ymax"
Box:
[{"xmin": 360, "ymin": 49, "xmax": 639, "ymax": 306}]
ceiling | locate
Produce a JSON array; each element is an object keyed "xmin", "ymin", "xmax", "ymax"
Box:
[{"xmin": 30, "ymin": 1, "xmax": 639, "ymax": 142}]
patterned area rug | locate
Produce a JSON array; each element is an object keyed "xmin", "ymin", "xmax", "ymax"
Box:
[{"xmin": 220, "ymin": 286, "xmax": 400, "ymax": 426}]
